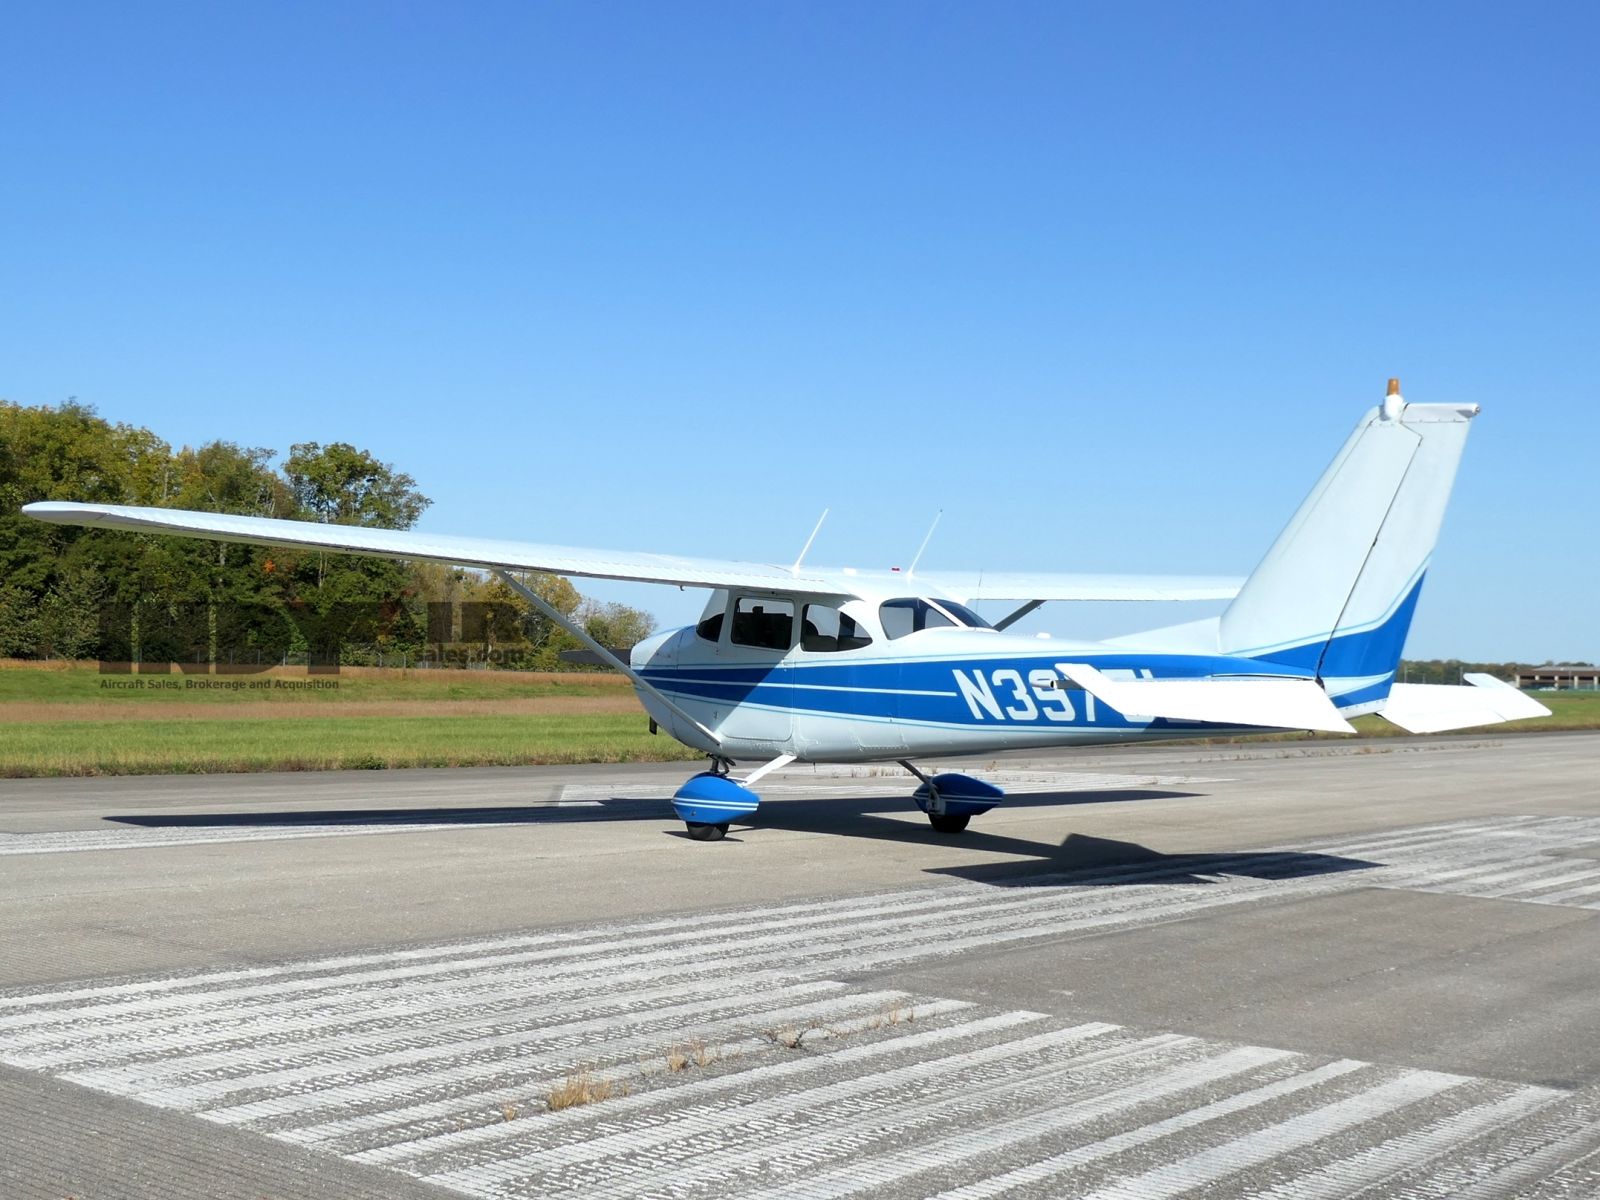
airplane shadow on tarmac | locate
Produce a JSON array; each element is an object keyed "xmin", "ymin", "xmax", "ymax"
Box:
[
  {"xmin": 105, "ymin": 787, "xmax": 1380, "ymax": 888},
  {"xmin": 103, "ymin": 786, "xmax": 1179, "ymax": 832},
  {"xmin": 746, "ymin": 792, "xmax": 1380, "ymax": 887}
]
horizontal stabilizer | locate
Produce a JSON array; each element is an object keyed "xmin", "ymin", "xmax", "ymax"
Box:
[
  {"xmin": 1057, "ymin": 663, "xmax": 1356, "ymax": 734},
  {"xmin": 1378, "ymin": 675, "xmax": 1552, "ymax": 734}
]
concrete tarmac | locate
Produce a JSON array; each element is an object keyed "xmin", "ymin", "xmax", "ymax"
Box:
[{"xmin": 2, "ymin": 732, "xmax": 1598, "ymax": 1198}]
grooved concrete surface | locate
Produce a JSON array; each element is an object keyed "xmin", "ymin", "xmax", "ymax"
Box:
[{"xmin": 1, "ymin": 733, "xmax": 1598, "ymax": 1198}]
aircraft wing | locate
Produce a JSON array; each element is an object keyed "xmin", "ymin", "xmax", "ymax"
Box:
[
  {"xmin": 22, "ymin": 502, "xmax": 1244, "ymax": 602},
  {"xmin": 20, "ymin": 502, "xmax": 837, "ymax": 593},
  {"xmin": 1377, "ymin": 675, "xmax": 1553, "ymax": 734},
  {"xmin": 917, "ymin": 571, "xmax": 1244, "ymax": 603}
]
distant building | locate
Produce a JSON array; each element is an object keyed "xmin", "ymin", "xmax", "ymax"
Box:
[{"xmin": 1516, "ymin": 666, "xmax": 1600, "ymax": 690}]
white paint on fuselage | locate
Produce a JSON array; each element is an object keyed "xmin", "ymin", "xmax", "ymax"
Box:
[{"xmin": 628, "ymin": 599, "xmax": 1249, "ymax": 765}]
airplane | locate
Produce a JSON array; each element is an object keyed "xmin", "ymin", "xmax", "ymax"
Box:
[{"xmin": 23, "ymin": 380, "xmax": 1550, "ymax": 841}]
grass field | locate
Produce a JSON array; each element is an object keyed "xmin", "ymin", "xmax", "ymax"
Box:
[
  {"xmin": 0, "ymin": 660, "xmax": 698, "ymax": 776},
  {"xmin": 0, "ymin": 659, "xmax": 1593, "ymax": 778}
]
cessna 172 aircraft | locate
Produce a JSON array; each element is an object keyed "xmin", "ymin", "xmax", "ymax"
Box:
[{"xmin": 24, "ymin": 382, "xmax": 1549, "ymax": 840}]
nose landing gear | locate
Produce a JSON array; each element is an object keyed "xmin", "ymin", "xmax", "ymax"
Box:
[{"xmin": 671, "ymin": 753, "xmax": 795, "ymax": 841}]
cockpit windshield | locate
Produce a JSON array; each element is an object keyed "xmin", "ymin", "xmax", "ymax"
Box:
[{"xmin": 878, "ymin": 597, "xmax": 993, "ymax": 639}]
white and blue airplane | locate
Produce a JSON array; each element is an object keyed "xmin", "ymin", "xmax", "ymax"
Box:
[{"xmin": 24, "ymin": 382, "xmax": 1549, "ymax": 840}]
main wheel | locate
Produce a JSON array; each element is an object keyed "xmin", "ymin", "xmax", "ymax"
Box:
[
  {"xmin": 686, "ymin": 821, "xmax": 729, "ymax": 841},
  {"xmin": 928, "ymin": 813, "xmax": 970, "ymax": 834}
]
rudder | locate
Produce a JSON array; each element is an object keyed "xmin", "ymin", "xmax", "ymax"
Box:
[{"xmin": 1218, "ymin": 385, "xmax": 1478, "ymax": 711}]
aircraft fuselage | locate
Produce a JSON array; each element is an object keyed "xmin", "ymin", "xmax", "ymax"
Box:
[{"xmin": 632, "ymin": 619, "xmax": 1313, "ymax": 764}]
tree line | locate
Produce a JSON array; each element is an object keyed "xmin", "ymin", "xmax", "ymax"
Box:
[
  {"xmin": 1396, "ymin": 659, "xmax": 1593, "ymax": 684},
  {"xmin": 0, "ymin": 400, "xmax": 653, "ymax": 668}
]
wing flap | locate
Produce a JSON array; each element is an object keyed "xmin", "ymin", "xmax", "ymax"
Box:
[
  {"xmin": 1378, "ymin": 676, "xmax": 1552, "ymax": 734},
  {"xmin": 21, "ymin": 502, "xmax": 837, "ymax": 594},
  {"xmin": 1057, "ymin": 662, "xmax": 1356, "ymax": 733}
]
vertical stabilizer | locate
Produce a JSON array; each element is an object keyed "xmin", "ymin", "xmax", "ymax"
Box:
[{"xmin": 1218, "ymin": 385, "xmax": 1477, "ymax": 710}]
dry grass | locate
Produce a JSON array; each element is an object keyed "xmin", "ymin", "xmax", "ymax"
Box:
[
  {"xmin": 500, "ymin": 1102, "xmax": 519, "ymax": 1122},
  {"xmin": 545, "ymin": 1068, "xmax": 622, "ymax": 1112},
  {"xmin": 664, "ymin": 1037, "xmax": 716, "ymax": 1073},
  {"xmin": 764, "ymin": 1025, "xmax": 816, "ymax": 1050},
  {"xmin": 855, "ymin": 1000, "xmax": 919, "ymax": 1032}
]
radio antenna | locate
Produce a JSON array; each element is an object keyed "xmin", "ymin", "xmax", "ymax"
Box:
[
  {"xmin": 791, "ymin": 508, "xmax": 829, "ymax": 575},
  {"xmin": 907, "ymin": 510, "xmax": 942, "ymax": 579}
]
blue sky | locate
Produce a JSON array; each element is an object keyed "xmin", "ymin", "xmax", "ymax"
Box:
[{"xmin": 3, "ymin": 2, "xmax": 1595, "ymax": 661}]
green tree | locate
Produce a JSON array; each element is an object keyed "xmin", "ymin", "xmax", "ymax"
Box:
[
  {"xmin": 33, "ymin": 564, "xmax": 104, "ymax": 660},
  {"xmin": 284, "ymin": 442, "xmax": 430, "ymax": 528},
  {"xmin": 0, "ymin": 583, "xmax": 37, "ymax": 658},
  {"xmin": 164, "ymin": 442, "xmax": 298, "ymax": 664},
  {"xmin": 277, "ymin": 443, "xmax": 433, "ymax": 662},
  {"xmin": 579, "ymin": 600, "xmax": 656, "ymax": 650},
  {"xmin": 0, "ymin": 400, "xmax": 168, "ymax": 597},
  {"xmin": 462, "ymin": 571, "xmax": 583, "ymax": 668},
  {"xmin": 0, "ymin": 399, "xmax": 637, "ymax": 672}
]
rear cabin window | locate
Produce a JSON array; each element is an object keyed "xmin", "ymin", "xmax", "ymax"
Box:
[
  {"xmin": 933, "ymin": 600, "xmax": 992, "ymax": 629},
  {"xmin": 730, "ymin": 597, "xmax": 794, "ymax": 650},
  {"xmin": 801, "ymin": 603, "xmax": 874, "ymax": 653}
]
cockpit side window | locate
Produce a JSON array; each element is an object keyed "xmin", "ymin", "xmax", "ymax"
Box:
[
  {"xmin": 801, "ymin": 603, "xmax": 874, "ymax": 653},
  {"xmin": 730, "ymin": 596, "xmax": 794, "ymax": 651}
]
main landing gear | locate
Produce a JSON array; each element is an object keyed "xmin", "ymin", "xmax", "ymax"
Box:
[
  {"xmin": 899, "ymin": 760, "xmax": 1006, "ymax": 834},
  {"xmin": 668, "ymin": 755, "xmax": 1005, "ymax": 841}
]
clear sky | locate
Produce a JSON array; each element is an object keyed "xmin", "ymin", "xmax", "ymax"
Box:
[{"xmin": 3, "ymin": 2, "xmax": 1595, "ymax": 661}]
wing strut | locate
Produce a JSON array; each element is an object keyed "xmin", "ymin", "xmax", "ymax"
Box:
[
  {"xmin": 492, "ymin": 569, "xmax": 723, "ymax": 747},
  {"xmin": 994, "ymin": 599, "xmax": 1046, "ymax": 631}
]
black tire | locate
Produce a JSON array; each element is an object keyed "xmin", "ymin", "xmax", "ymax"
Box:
[
  {"xmin": 686, "ymin": 822, "xmax": 729, "ymax": 842},
  {"xmin": 929, "ymin": 813, "xmax": 970, "ymax": 834}
]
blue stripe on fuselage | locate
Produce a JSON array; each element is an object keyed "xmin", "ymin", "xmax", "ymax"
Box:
[
  {"xmin": 640, "ymin": 652, "xmax": 1311, "ymax": 731},
  {"xmin": 1242, "ymin": 574, "xmax": 1426, "ymax": 707}
]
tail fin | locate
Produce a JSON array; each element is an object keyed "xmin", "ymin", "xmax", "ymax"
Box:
[{"xmin": 1218, "ymin": 385, "xmax": 1478, "ymax": 711}]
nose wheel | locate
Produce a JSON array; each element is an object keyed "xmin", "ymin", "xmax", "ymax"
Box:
[
  {"xmin": 672, "ymin": 754, "xmax": 795, "ymax": 842},
  {"xmin": 927, "ymin": 812, "xmax": 971, "ymax": 834}
]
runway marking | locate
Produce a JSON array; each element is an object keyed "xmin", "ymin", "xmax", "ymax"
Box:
[
  {"xmin": 430, "ymin": 1021, "xmax": 1148, "ymax": 1196},
  {"xmin": 0, "ymin": 769, "xmax": 1223, "ymax": 857},
  {"xmin": 3, "ymin": 811, "xmax": 1600, "ymax": 1197},
  {"xmin": 920, "ymin": 1059, "xmax": 1373, "ymax": 1200},
  {"xmin": 197, "ymin": 988, "xmax": 916, "ymax": 1126},
  {"xmin": 554, "ymin": 768, "xmax": 1229, "ymax": 803},
  {"xmin": 342, "ymin": 1010, "xmax": 1052, "ymax": 1165},
  {"xmin": 0, "ymin": 804, "xmax": 606, "ymax": 855},
  {"xmin": 1232, "ymin": 1086, "xmax": 1568, "ymax": 1199},
  {"xmin": 1069, "ymin": 1072, "xmax": 1476, "ymax": 1200}
]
